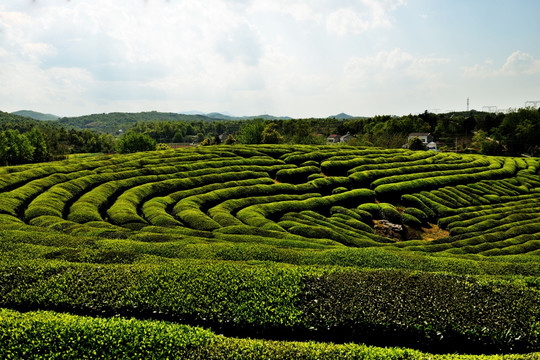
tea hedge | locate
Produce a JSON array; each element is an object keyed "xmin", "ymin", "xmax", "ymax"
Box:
[
  {"xmin": 0, "ymin": 261, "xmax": 538, "ymax": 354},
  {"xmin": 4, "ymin": 308, "xmax": 538, "ymax": 360},
  {"xmin": 0, "ymin": 144, "xmax": 539, "ymax": 358}
]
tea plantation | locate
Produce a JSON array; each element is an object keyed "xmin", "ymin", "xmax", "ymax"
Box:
[{"xmin": 0, "ymin": 144, "xmax": 539, "ymax": 359}]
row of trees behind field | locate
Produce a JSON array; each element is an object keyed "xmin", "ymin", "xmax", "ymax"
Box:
[
  {"xmin": 123, "ymin": 108, "xmax": 539, "ymax": 156},
  {"xmin": 0, "ymin": 107, "xmax": 538, "ymax": 166}
]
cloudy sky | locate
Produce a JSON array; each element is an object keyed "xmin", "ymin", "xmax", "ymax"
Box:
[{"xmin": 1, "ymin": 0, "xmax": 539, "ymax": 117}]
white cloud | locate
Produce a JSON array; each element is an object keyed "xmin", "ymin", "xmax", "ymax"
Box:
[
  {"xmin": 0, "ymin": 0, "xmax": 411, "ymax": 116},
  {"xmin": 248, "ymin": 0, "xmax": 322, "ymax": 22},
  {"xmin": 344, "ymin": 48, "xmax": 450, "ymax": 87},
  {"xmin": 501, "ymin": 51, "xmax": 540, "ymax": 75},
  {"xmin": 0, "ymin": 0, "xmax": 271, "ymax": 114},
  {"xmin": 326, "ymin": 0, "xmax": 405, "ymax": 36},
  {"xmin": 215, "ymin": 22, "xmax": 263, "ymax": 66},
  {"xmin": 3, "ymin": 1, "xmax": 535, "ymax": 118},
  {"xmin": 463, "ymin": 51, "xmax": 540, "ymax": 78},
  {"xmin": 248, "ymin": 0, "xmax": 404, "ymax": 36}
]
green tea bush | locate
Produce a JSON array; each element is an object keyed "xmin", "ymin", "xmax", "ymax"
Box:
[
  {"xmin": 379, "ymin": 203, "xmax": 402, "ymax": 224},
  {"xmin": 402, "ymin": 213, "xmax": 422, "ymax": 228},
  {"xmin": 402, "ymin": 207, "xmax": 428, "ymax": 224},
  {"xmin": 0, "ymin": 145, "xmax": 539, "ymax": 358},
  {"xmin": 299, "ymin": 269, "xmax": 540, "ymax": 353},
  {"xmin": 401, "ymin": 194, "xmax": 437, "ymax": 221},
  {"xmin": 330, "ymin": 206, "xmax": 372, "ymax": 224},
  {"xmin": 307, "ymin": 173, "xmax": 324, "ymax": 181},
  {"xmin": 330, "ymin": 213, "xmax": 374, "ymax": 233},
  {"xmin": 331, "ymin": 186, "xmax": 348, "ymax": 194},
  {"xmin": 8, "ymin": 308, "xmax": 537, "ymax": 360},
  {"xmin": 322, "ymin": 150, "xmax": 433, "ymax": 176},
  {"xmin": 357, "ymin": 203, "xmax": 381, "ymax": 217},
  {"xmin": 1, "ymin": 261, "xmax": 537, "ymax": 354},
  {"xmin": 209, "ymin": 192, "xmax": 316, "ymax": 228}
]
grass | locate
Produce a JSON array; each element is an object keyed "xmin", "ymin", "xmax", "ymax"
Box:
[{"xmin": 420, "ymin": 223, "xmax": 450, "ymax": 241}]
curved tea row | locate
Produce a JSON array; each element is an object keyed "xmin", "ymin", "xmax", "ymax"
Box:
[
  {"xmin": 1, "ymin": 145, "xmax": 540, "ymax": 356},
  {"xmin": 1, "ymin": 145, "xmax": 538, "ymax": 255}
]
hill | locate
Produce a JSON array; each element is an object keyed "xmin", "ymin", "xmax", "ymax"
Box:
[
  {"xmin": 329, "ymin": 112, "xmax": 354, "ymax": 119},
  {"xmin": 11, "ymin": 110, "xmax": 59, "ymax": 121},
  {"xmin": 57, "ymin": 111, "xmax": 215, "ymax": 134},
  {"xmin": 0, "ymin": 111, "xmax": 44, "ymax": 130},
  {"xmin": 199, "ymin": 112, "xmax": 293, "ymax": 121},
  {"xmin": 57, "ymin": 111, "xmax": 294, "ymax": 135},
  {"xmin": 0, "ymin": 144, "xmax": 538, "ymax": 358}
]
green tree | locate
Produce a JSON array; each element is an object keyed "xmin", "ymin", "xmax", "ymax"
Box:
[
  {"xmin": 156, "ymin": 143, "xmax": 171, "ymax": 151},
  {"xmin": 98, "ymin": 134, "xmax": 116, "ymax": 153},
  {"xmin": 26, "ymin": 128, "xmax": 49, "ymax": 162},
  {"xmin": 116, "ymin": 132, "xmax": 156, "ymax": 154},
  {"xmin": 471, "ymin": 130, "xmax": 502, "ymax": 155},
  {"xmin": 471, "ymin": 130, "xmax": 488, "ymax": 151},
  {"xmin": 408, "ymin": 136, "xmax": 425, "ymax": 151},
  {"xmin": 185, "ymin": 124, "xmax": 196, "ymax": 136},
  {"xmin": 498, "ymin": 108, "xmax": 540, "ymax": 155},
  {"xmin": 238, "ymin": 119, "xmax": 265, "ymax": 144},
  {"xmin": 0, "ymin": 132, "xmax": 7, "ymax": 166},
  {"xmin": 200, "ymin": 138, "xmax": 211, "ymax": 146},
  {"xmin": 292, "ymin": 120, "xmax": 311, "ymax": 144},
  {"xmin": 224, "ymin": 134, "xmax": 236, "ymax": 145},
  {"xmin": 3, "ymin": 129, "xmax": 34, "ymax": 164},
  {"xmin": 261, "ymin": 122, "xmax": 283, "ymax": 144},
  {"xmin": 172, "ymin": 130, "xmax": 185, "ymax": 143}
]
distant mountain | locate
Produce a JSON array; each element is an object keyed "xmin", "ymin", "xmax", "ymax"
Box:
[
  {"xmin": 57, "ymin": 111, "xmax": 213, "ymax": 134},
  {"xmin": 179, "ymin": 110, "xmax": 207, "ymax": 116},
  {"xmin": 329, "ymin": 113, "xmax": 354, "ymax": 119},
  {"xmin": 252, "ymin": 114, "xmax": 293, "ymax": 121},
  {"xmin": 205, "ymin": 113, "xmax": 293, "ymax": 121},
  {"xmin": 205, "ymin": 112, "xmax": 236, "ymax": 120},
  {"xmin": 11, "ymin": 110, "xmax": 59, "ymax": 121}
]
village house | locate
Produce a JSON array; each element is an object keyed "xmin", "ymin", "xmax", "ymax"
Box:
[
  {"xmin": 340, "ymin": 132, "xmax": 353, "ymax": 143},
  {"xmin": 407, "ymin": 132, "xmax": 433, "ymax": 144},
  {"xmin": 327, "ymin": 134, "xmax": 340, "ymax": 143},
  {"xmin": 407, "ymin": 133, "xmax": 438, "ymax": 151},
  {"xmin": 327, "ymin": 132, "xmax": 354, "ymax": 144}
]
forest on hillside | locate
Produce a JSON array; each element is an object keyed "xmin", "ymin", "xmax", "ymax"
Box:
[{"xmin": 1, "ymin": 107, "xmax": 539, "ymax": 167}]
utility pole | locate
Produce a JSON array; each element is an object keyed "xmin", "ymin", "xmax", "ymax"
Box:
[{"xmin": 467, "ymin": 97, "xmax": 469, "ymax": 112}]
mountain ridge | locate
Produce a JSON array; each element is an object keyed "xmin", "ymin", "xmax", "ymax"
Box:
[{"xmin": 11, "ymin": 110, "xmax": 59, "ymax": 121}]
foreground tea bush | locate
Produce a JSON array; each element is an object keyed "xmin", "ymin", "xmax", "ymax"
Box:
[
  {"xmin": 4, "ymin": 309, "xmax": 538, "ymax": 360},
  {"xmin": 299, "ymin": 269, "xmax": 540, "ymax": 354},
  {"xmin": 0, "ymin": 260, "xmax": 538, "ymax": 354}
]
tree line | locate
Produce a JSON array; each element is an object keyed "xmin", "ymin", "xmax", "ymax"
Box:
[
  {"xmin": 1, "ymin": 107, "xmax": 538, "ymax": 166},
  {"xmin": 0, "ymin": 111, "xmax": 114, "ymax": 166},
  {"xmin": 191, "ymin": 108, "xmax": 539, "ymax": 156}
]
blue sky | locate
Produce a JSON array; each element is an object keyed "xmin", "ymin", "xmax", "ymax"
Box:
[{"xmin": 1, "ymin": 0, "xmax": 539, "ymax": 117}]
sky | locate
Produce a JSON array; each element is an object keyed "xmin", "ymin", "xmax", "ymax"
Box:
[{"xmin": 1, "ymin": 0, "xmax": 540, "ymax": 118}]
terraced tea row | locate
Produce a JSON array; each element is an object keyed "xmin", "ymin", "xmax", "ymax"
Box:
[
  {"xmin": 0, "ymin": 145, "xmax": 538, "ymax": 255},
  {"xmin": 1, "ymin": 144, "xmax": 539, "ymax": 356}
]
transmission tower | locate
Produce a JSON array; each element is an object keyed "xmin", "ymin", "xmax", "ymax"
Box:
[
  {"xmin": 467, "ymin": 97, "xmax": 469, "ymax": 111},
  {"xmin": 525, "ymin": 100, "xmax": 540, "ymax": 108},
  {"xmin": 482, "ymin": 106, "xmax": 498, "ymax": 113}
]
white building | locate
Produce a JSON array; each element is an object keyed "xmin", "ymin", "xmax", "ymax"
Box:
[{"xmin": 408, "ymin": 132, "xmax": 433, "ymax": 144}]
